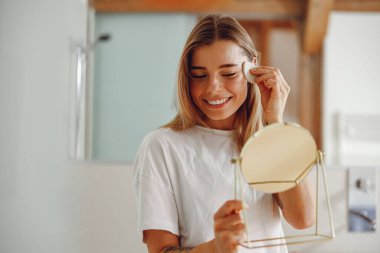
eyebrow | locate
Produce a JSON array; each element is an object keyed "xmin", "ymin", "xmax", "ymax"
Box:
[{"xmin": 190, "ymin": 63, "xmax": 239, "ymax": 70}]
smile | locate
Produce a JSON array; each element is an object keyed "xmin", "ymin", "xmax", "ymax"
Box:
[{"xmin": 205, "ymin": 97, "xmax": 231, "ymax": 105}]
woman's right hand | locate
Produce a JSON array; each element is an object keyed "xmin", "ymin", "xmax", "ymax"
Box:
[{"xmin": 213, "ymin": 200, "xmax": 246, "ymax": 253}]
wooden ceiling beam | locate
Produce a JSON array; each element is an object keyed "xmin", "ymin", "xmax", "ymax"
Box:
[
  {"xmin": 303, "ymin": 0, "xmax": 334, "ymax": 54},
  {"xmin": 90, "ymin": 0, "xmax": 305, "ymax": 16},
  {"xmin": 91, "ymin": 0, "xmax": 380, "ymax": 13},
  {"xmin": 334, "ymin": 0, "xmax": 380, "ymax": 12}
]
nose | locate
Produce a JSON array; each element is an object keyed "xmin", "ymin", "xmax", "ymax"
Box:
[{"xmin": 207, "ymin": 74, "xmax": 223, "ymax": 93}]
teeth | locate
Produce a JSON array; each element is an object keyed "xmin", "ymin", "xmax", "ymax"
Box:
[{"xmin": 207, "ymin": 97, "xmax": 229, "ymax": 105}]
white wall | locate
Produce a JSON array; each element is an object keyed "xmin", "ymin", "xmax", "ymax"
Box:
[
  {"xmin": 0, "ymin": 1, "xmax": 145, "ymax": 252},
  {"xmin": 323, "ymin": 12, "xmax": 380, "ymax": 166},
  {"xmin": 288, "ymin": 12, "xmax": 380, "ymax": 253}
]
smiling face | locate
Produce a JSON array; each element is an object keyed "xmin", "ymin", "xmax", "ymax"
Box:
[{"xmin": 189, "ymin": 40, "xmax": 249, "ymax": 130}]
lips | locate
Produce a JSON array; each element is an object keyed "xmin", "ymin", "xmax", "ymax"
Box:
[
  {"xmin": 206, "ymin": 97, "xmax": 229, "ymax": 105},
  {"xmin": 204, "ymin": 97, "xmax": 232, "ymax": 107}
]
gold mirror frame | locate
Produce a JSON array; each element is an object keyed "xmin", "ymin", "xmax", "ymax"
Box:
[{"xmin": 232, "ymin": 122, "xmax": 335, "ymax": 249}]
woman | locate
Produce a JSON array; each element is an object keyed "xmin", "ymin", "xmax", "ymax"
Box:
[{"xmin": 133, "ymin": 14, "xmax": 315, "ymax": 253}]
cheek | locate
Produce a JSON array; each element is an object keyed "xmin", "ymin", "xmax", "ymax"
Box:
[
  {"xmin": 229, "ymin": 77, "xmax": 248, "ymax": 99},
  {"xmin": 189, "ymin": 84, "xmax": 202, "ymax": 102},
  {"xmin": 238, "ymin": 85, "xmax": 248, "ymax": 102}
]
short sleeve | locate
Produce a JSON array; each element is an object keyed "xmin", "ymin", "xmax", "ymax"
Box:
[{"xmin": 132, "ymin": 131, "xmax": 179, "ymax": 242}]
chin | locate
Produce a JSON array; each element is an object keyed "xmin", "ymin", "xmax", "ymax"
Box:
[{"xmin": 206, "ymin": 114, "xmax": 233, "ymax": 121}]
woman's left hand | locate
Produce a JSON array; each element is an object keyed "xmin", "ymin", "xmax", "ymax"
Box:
[{"xmin": 250, "ymin": 66, "xmax": 290, "ymax": 124}]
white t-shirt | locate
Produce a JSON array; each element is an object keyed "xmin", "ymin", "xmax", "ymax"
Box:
[{"xmin": 133, "ymin": 125, "xmax": 287, "ymax": 253}]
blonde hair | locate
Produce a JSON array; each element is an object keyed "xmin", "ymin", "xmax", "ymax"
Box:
[{"xmin": 163, "ymin": 14, "xmax": 263, "ymax": 151}]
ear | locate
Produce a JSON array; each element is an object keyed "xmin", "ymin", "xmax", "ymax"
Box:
[{"xmin": 252, "ymin": 56, "xmax": 257, "ymax": 65}]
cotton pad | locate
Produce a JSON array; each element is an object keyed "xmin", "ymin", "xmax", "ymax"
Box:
[{"xmin": 242, "ymin": 61, "xmax": 258, "ymax": 84}]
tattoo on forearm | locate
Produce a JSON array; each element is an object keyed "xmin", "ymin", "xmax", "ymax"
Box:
[{"xmin": 162, "ymin": 246, "xmax": 193, "ymax": 253}]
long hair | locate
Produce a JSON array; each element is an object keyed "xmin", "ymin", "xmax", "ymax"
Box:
[{"xmin": 163, "ymin": 14, "xmax": 264, "ymax": 151}]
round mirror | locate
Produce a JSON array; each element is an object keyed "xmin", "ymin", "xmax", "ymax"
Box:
[{"xmin": 240, "ymin": 123, "xmax": 317, "ymax": 193}]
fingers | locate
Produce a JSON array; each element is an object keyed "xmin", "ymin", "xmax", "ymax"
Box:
[
  {"xmin": 250, "ymin": 66, "xmax": 284, "ymax": 81},
  {"xmin": 254, "ymin": 73, "xmax": 277, "ymax": 86},
  {"xmin": 250, "ymin": 67, "xmax": 290, "ymax": 94},
  {"xmin": 249, "ymin": 66, "xmax": 290, "ymax": 124},
  {"xmin": 214, "ymin": 200, "xmax": 244, "ymax": 219},
  {"xmin": 214, "ymin": 212, "xmax": 243, "ymax": 230},
  {"xmin": 250, "ymin": 66, "xmax": 281, "ymax": 73},
  {"xmin": 251, "ymin": 67, "xmax": 281, "ymax": 83},
  {"xmin": 215, "ymin": 224, "xmax": 244, "ymax": 252},
  {"xmin": 215, "ymin": 217, "xmax": 245, "ymax": 238},
  {"xmin": 213, "ymin": 200, "xmax": 247, "ymax": 252}
]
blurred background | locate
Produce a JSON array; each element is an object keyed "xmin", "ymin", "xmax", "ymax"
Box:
[{"xmin": 1, "ymin": 0, "xmax": 379, "ymax": 252}]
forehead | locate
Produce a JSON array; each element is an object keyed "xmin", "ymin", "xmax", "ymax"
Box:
[{"xmin": 191, "ymin": 40, "xmax": 247, "ymax": 67}]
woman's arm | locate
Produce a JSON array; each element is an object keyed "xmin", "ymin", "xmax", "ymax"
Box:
[
  {"xmin": 251, "ymin": 65, "xmax": 315, "ymax": 229},
  {"xmin": 144, "ymin": 200, "xmax": 245, "ymax": 253},
  {"xmin": 275, "ymin": 176, "xmax": 316, "ymax": 229},
  {"xmin": 144, "ymin": 230, "xmax": 216, "ymax": 253}
]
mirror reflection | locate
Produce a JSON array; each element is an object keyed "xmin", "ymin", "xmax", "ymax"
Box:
[{"xmin": 90, "ymin": 14, "xmax": 197, "ymax": 162}]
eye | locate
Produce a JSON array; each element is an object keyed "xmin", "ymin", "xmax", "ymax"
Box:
[
  {"xmin": 222, "ymin": 73, "xmax": 237, "ymax": 78},
  {"xmin": 191, "ymin": 74, "xmax": 207, "ymax": 79}
]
